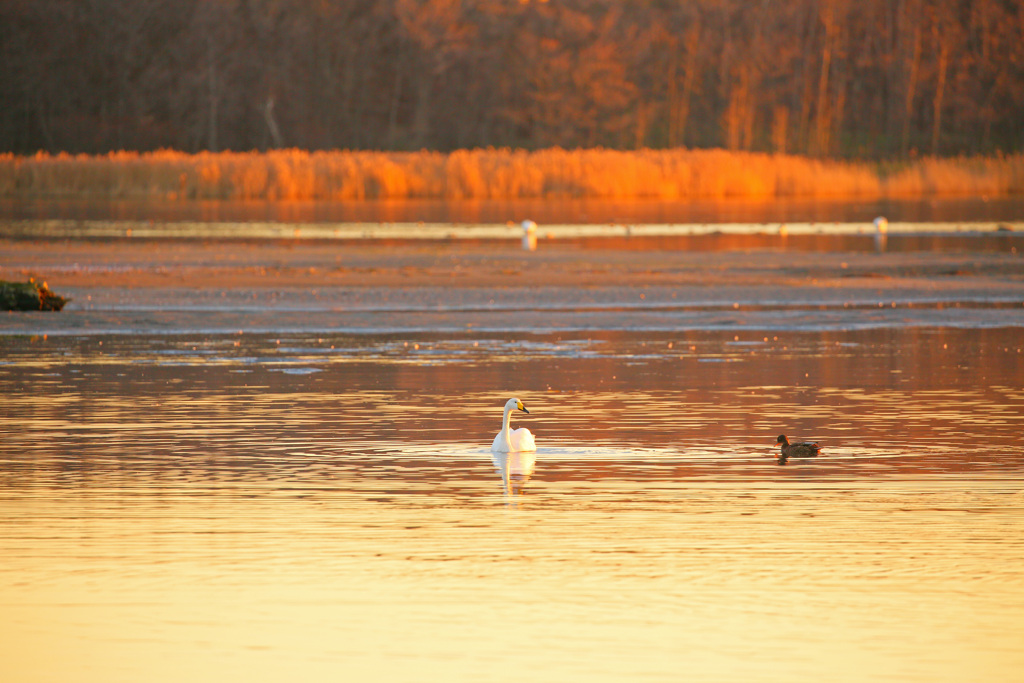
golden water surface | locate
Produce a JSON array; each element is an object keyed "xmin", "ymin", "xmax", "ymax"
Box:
[{"xmin": 1, "ymin": 330, "xmax": 1022, "ymax": 682}]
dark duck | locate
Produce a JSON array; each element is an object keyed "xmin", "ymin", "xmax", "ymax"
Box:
[{"xmin": 775, "ymin": 434, "xmax": 821, "ymax": 460}]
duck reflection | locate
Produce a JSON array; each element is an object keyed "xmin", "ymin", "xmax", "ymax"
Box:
[{"xmin": 491, "ymin": 449, "xmax": 537, "ymax": 496}]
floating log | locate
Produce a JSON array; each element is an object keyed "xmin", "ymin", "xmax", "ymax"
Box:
[{"xmin": 0, "ymin": 279, "xmax": 69, "ymax": 311}]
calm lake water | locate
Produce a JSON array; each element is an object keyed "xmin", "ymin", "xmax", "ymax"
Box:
[
  {"xmin": 1, "ymin": 324, "xmax": 1023, "ymax": 682},
  {"xmin": 4, "ymin": 194, "xmax": 1024, "ymax": 225}
]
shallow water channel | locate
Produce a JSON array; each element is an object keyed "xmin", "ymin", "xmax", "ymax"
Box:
[{"xmin": 1, "ymin": 325, "xmax": 1022, "ymax": 682}]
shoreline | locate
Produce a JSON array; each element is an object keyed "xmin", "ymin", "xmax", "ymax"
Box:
[
  {"xmin": 2, "ymin": 219, "xmax": 1022, "ymax": 241},
  {"xmin": 3, "ymin": 237, "xmax": 1024, "ymax": 287}
]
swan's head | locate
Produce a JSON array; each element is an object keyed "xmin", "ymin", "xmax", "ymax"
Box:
[{"xmin": 505, "ymin": 397, "xmax": 529, "ymax": 414}]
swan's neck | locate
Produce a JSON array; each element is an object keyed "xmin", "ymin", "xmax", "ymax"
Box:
[
  {"xmin": 502, "ymin": 406, "xmax": 513, "ymax": 433},
  {"xmin": 500, "ymin": 406, "xmax": 515, "ymax": 447}
]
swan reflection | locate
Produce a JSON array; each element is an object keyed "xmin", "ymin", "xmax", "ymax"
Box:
[{"xmin": 491, "ymin": 449, "xmax": 537, "ymax": 496}]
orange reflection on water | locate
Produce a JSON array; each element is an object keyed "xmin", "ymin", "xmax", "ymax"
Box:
[{"xmin": 1, "ymin": 328, "xmax": 1023, "ymax": 682}]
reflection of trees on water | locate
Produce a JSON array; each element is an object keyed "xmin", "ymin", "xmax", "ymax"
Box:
[
  {"xmin": 5, "ymin": 328, "xmax": 1022, "ymax": 484},
  {"xmin": 369, "ymin": 328, "xmax": 1024, "ymax": 457}
]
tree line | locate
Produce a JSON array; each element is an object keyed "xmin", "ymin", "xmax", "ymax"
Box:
[{"xmin": 2, "ymin": 0, "xmax": 1021, "ymax": 158}]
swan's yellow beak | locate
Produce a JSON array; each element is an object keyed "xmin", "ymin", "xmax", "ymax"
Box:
[{"xmin": 517, "ymin": 401, "xmax": 529, "ymax": 414}]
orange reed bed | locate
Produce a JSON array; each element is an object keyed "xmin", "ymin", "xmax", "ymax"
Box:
[{"xmin": 2, "ymin": 148, "xmax": 1022, "ymax": 201}]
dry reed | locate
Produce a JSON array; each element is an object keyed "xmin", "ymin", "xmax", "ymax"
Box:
[{"xmin": 1, "ymin": 148, "xmax": 1021, "ymax": 201}]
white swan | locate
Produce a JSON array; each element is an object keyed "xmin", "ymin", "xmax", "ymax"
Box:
[
  {"xmin": 873, "ymin": 216, "xmax": 888, "ymax": 252},
  {"xmin": 521, "ymin": 219, "xmax": 538, "ymax": 251},
  {"xmin": 491, "ymin": 398, "xmax": 536, "ymax": 452}
]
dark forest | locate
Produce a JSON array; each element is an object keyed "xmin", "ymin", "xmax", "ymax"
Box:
[{"xmin": 2, "ymin": 0, "xmax": 1022, "ymax": 158}]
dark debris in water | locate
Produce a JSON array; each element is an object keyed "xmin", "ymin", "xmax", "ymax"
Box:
[{"xmin": 1, "ymin": 278, "xmax": 69, "ymax": 311}]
